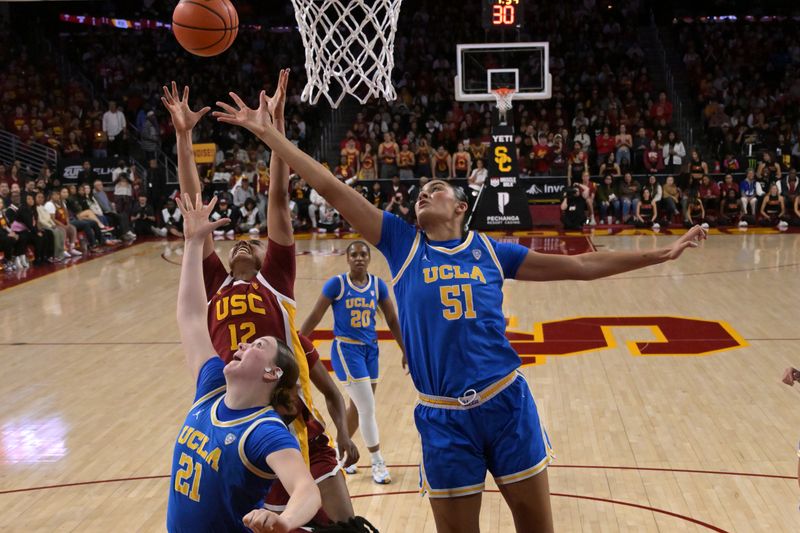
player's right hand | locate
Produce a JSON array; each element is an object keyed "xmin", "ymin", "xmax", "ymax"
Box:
[
  {"xmin": 176, "ymin": 193, "xmax": 229, "ymax": 243},
  {"xmin": 213, "ymin": 90, "xmax": 272, "ymax": 138},
  {"xmin": 243, "ymin": 509, "xmax": 290, "ymax": 533},
  {"xmin": 161, "ymin": 82, "xmax": 210, "ymax": 133},
  {"xmin": 337, "ymin": 435, "xmax": 360, "ymax": 468}
]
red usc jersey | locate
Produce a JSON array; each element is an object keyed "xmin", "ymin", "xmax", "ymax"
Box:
[
  {"xmin": 454, "ymin": 152, "xmax": 469, "ymax": 171},
  {"xmin": 298, "ymin": 334, "xmax": 327, "ymax": 441}
]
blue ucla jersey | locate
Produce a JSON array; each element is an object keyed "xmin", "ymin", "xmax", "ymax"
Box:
[
  {"xmin": 322, "ymin": 273, "xmax": 389, "ymax": 345},
  {"xmin": 166, "ymin": 358, "xmax": 300, "ymax": 533},
  {"xmin": 377, "ymin": 212, "xmax": 528, "ymax": 398}
]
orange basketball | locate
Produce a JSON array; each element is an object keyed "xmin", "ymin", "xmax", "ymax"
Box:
[{"xmin": 172, "ymin": 0, "xmax": 239, "ymax": 57}]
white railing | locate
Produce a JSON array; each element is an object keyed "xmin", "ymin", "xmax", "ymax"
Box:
[{"xmin": 0, "ymin": 129, "xmax": 58, "ymax": 174}]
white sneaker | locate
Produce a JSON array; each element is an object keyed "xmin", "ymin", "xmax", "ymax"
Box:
[
  {"xmin": 60, "ymin": 252, "xmax": 71, "ymax": 261},
  {"xmin": 778, "ymin": 220, "xmax": 789, "ymax": 229},
  {"xmin": 225, "ymin": 230, "xmax": 235, "ymax": 238},
  {"xmin": 343, "ymin": 464, "xmax": 358, "ymax": 475},
  {"xmin": 371, "ymin": 461, "xmax": 391, "ymax": 484},
  {"xmin": 248, "ymin": 227, "xmax": 260, "ymax": 235},
  {"xmin": 700, "ymin": 222, "xmax": 710, "ymax": 230},
  {"xmin": 651, "ymin": 222, "xmax": 660, "ymax": 230},
  {"xmin": 69, "ymin": 247, "xmax": 83, "ymax": 256},
  {"xmin": 154, "ymin": 227, "xmax": 168, "ymax": 237},
  {"xmin": 14, "ymin": 256, "xmax": 24, "ymax": 270},
  {"xmin": 589, "ymin": 217, "xmax": 597, "ymax": 226},
  {"xmin": 20, "ymin": 255, "xmax": 30, "ymax": 268},
  {"xmin": 738, "ymin": 220, "xmax": 748, "ymax": 228}
]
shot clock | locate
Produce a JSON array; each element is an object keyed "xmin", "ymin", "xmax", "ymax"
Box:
[{"xmin": 482, "ymin": 0, "xmax": 524, "ymax": 30}]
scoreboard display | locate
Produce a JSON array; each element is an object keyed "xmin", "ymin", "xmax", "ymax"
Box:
[{"xmin": 482, "ymin": 0, "xmax": 524, "ymax": 30}]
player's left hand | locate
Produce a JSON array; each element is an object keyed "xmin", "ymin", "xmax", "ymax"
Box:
[
  {"xmin": 782, "ymin": 367, "xmax": 800, "ymax": 386},
  {"xmin": 213, "ymin": 91, "xmax": 271, "ymax": 138},
  {"xmin": 175, "ymin": 193, "xmax": 229, "ymax": 243},
  {"xmin": 243, "ymin": 509, "xmax": 290, "ymax": 533},
  {"xmin": 665, "ymin": 225, "xmax": 707, "ymax": 260},
  {"xmin": 337, "ymin": 435, "xmax": 360, "ymax": 468}
]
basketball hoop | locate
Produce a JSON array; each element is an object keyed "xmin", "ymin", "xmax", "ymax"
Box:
[
  {"xmin": 290, "ymin": 0, "xmax": 403, "ymax": 108},
  {"xmin": 491, "ymin": 87, "xmax": 516, "ymax": 124}
]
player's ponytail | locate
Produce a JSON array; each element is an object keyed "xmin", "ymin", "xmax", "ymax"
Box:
[{"xmin": 269, "ymin": 339, "xmax": 300, "ymax": 412}]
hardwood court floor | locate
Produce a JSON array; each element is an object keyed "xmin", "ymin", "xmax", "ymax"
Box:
[{"xmin": 1, "ymin": 230, "xmax": 799, "ymax": 532}]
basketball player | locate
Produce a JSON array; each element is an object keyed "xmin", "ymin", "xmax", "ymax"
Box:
[
  {"xmin": 162, "ymin": 73, "xmax": 358, "ymax": 523},
  {"xmin": 299, "ymin": 240, "xmax": 405, "ymax": 485},
  {"xmin": 215, "ymin": 91, "xmax": 708, "ymax": 533},
  {"xmin": 452, "ymin": 143, "xmax": 471, "ymax": 179},
  {"xmin": 167, "ymin": 193, "xmax": 320, "ymax": 533}
]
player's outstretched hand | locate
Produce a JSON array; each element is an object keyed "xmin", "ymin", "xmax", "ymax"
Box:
[
  {"xmin": 782, "ymin": 367, "xmax": 800, "ymax": 386},
  {"xmin": 213, "ymin": 91, "xmax": 272, "ymax": 138},
  {"xmin": 337, "ymin": 434, "xmax": 360, "ymax": 468},
  {"xmin": 266, "ymin": 68, "xmax": 290, "ymax": 124},
  {"xmin": 160, "ymin": 82, "xmax": 210, "ymax": 134},
  {"xmin": 665, "ymin": 225, "xmax": 707, "ymax": 260},
  {"xmin": 243, "ymin": 508, "xmax": 291, "ymax": 533},
  {"xmin": 175, "ymin": 193, "xmax": 229, "ymax": 243}
]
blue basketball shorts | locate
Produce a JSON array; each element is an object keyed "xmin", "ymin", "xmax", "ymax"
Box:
[
  {"xmin": 415, "ymin": 372, "xmax": 554, "ymax": 498},
  {"xmin": 330, "ymin": 339, "xmax": 380, "ymax": 384}
]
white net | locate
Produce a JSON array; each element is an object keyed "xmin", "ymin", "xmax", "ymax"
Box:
[
  {"xmin": 491, "ymin": 88, "xmax": 515, "ymax": 123},
  {"xmin": 290, "ymin": 0, "xmax": 403, "ymax": 108}
]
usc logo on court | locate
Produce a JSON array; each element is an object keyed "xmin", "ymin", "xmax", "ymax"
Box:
[
  {"xmin": 310, "ymin": 316, "xmax": 746, "ymax": 369},
  {"xmin": 494, "ymin": 146, "xmax": 512, "ymax": 172}
]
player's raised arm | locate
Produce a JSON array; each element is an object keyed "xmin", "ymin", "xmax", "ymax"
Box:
[
  {"xmin": 161, "ymin": 82, "xmax": 215, "ymax": 258},
  {"xmin": 265, "ymin": 69, "xmax": 293, "ymax": 246},
  {"xmin": 175, "ymin": 194, "xmax": 230, "ymax": 379},
  {"xmin": 213, "ymin": 95, "xmax": 384, "ymax": 245},
  {"xmin": 514, "ymin": 225, "xmax": 707, "ymax": 282}
]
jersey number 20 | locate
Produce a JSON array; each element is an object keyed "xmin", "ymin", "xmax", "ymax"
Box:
[
  {"xmin": 174, "ymin": 452, "xmax": 202, "ymax": 502},
  {"xmin": 440, "ymin": 284, "xmax": 477, "ymax": 320},
  {"xmin": 350, "ymin": 309, "xmax": 371, "ymax": 328}
]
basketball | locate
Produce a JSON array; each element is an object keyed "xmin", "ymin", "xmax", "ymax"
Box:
[{"xmin": 172, "ymin": 0, "xmax": 239, "ymax": 57}]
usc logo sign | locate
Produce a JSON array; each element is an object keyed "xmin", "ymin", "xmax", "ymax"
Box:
[
  {"xmin": 494, "ymin": 146, "xmax": 513, "ymax": 172},
  {"xmin": 310, "ymin": 316, "xmax": 746, "ymax": 369}
]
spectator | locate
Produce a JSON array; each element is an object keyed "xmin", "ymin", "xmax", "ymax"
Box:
[
  {"xmin": 662, "ymin": 132, "xmax": 686, "ymax": 175},
  {"xmin": 385, "ymin": 175, "xmax": 408, "ymax": 203},
  {"xmin": 452, "ymin": 143, "xmax": 471, "ymax": 179},
  {"xmin": 718, "ymin": 189, "xmax": 744, "ymax": 226},
  {"xmin": 550, "ymin": 135, "xmax": 568, "ymax": 176},
  {"xmin": 467, "ymin": 158, "xmax": 487, "ymax": 208},
  {"xmin": 685, "ymin": 192, "xmax": 706, "ymax": 227},
  {"xmin": 596, "ymin": 174, "xmax": 617, "ymax": 224},
  {"xmin": 740, "ymin": 169, "xmax": 759, "ymax": 217},
  {"xmin": 44, "ymin": 189, "xmax": 82, "ymax": 256},
  {"xmin": 0, "ymin": 197, "xmax": 26, "ymax": 270},
  {"xmin": 161, "ymin": 198, "xmax": 184, "ymax": 237},
  {"xmin": 81, "ymin": 184, "xmax": 121, "ymax": 244},
  {"xmin": 634, "ymin": 188, "xmax": 657, "ymax": 228},
  {"xmin": 614, "ymin": 125, "xmax": 633, "ymax": 168},
  {"xmin": 16, "ymin": 193, "xmax": 54, "ymax": 265},
  {"xmin": 35, "ymin": 191, "xmax": 68, "ymax": 261},
  {"xmin": 719, "ymin": 174, "xmax": 739, "ymax": 199},
  {"xmin": 237, "ymin": 197, "xmax": 264, "ymax": 235},
  {"xmin": 132, "ymin": 194, "xmax": 167, "ymax": 237},
  {"xmin": 384, "ymin": 191, "xmax": 411, "ymax": 222},
  {"xmin": 567, "ymin": 142, "xmax": 589, "ymax": 184},
  {"xmin": 595, "ymin": 126, "xmax": 615, "ymax": 167},
  {"xmin": 366, "ymin": 180, "xmax": 384, "ymax": 208},
  {"xmin": 650, "ymin": 92, "xmax": 673, "ymax": 124},
  {"xmin": 209, "ymin": 196, "xmax": 238, "ymax": 238},
  {"xmin": 687, "ymin": 149, "xmax": 708, "ymax": 193},
  {"xmin": 643, "ymin": 175, "xmax": 663, "ymax": 207},
  {"xmin": 102, "ymin": 100, "xmax": 127, "ymax": 157},
  {"xmin": 793, "ymin": 194, "xmax": 800, "ymax": 227},
  {"xmin": 93, "ymin": 180, "xmax": 135, "ymax": 241},
  {"xmin": 757, "ymin": 152, "xmax": 782, "ymax": 185},
  {"xmin": 560, "ymin": 184, "xmax": 587, "ymax": 230},
  {"xmin": 231, "ymin": 176, "xmax": 257, "ymax": 208},
  {"xmin": 698, "ymin": 175, "xmax": 720, "ymax": 214},
  {"xmin": 632, "ymin": 127, "xmax": 650, "ymax": 172},
  {"xmin": 90, "ymin": 119, "xmax": 108, "ymax": 158},
  {"xmin": 398, "ymin": 143, "xmax": 416, "ymax": 180},
  {"xmin": 290, "ymin": 177, "xmax": 312, "ymax": 229},
  {"xmin": 643, "ymin": 139, "xmax": 664, "ymax": 173},
  {"xmin": 77, "ymin": 161, "xmax": 98, "ymax": 185},
  {"xmin": 113, "ymin": 172, "xmax": 136, "ymax": 226},
  {"xmin": 308, "ymin": 187, "xmax": 325, "ymax": 232},
  {"xmin": 661, "ymin": 176, "xmax": 681, "ymax": 222},
  {"xmin": 782, "ymin": 169, "xmax": 799, "ymax": 206},
  {"xmin": 139, "ymin": 110, "xmax": 161, "ymax": 160},
  {"xmin": 415, "ymin": 139, "xmax": 432, "ymax": 178},
  {"xmin": 530, "ymin": 134, "xmax": 552, "ymax": 176},
  {"xmin": 316, "ymin": 198, "xmax": 340, "ymax": 233},
  {"xmin": 360, "ymin": 144, "xmax": 377, "ymax": 180},
  {"xmin": 432, "ymin": 145, "xmax": 451, "ymax": 179},
  {"xmin": 615, "ymin": 172, "xmax": 640, "ymax": 224},
  {"xmin": 341, "ymin": 138, "xmax": 360, "ymax": 177},
  {"xmin": 599, "ymin": 153, "xmax": 621, "ymax": 180},
  {"xmin": 378, "ymin": 132, "xmax": 399, "ymax": 180},
  {"xmin": 62, "ymin": 185, "xmax": 105, "ymax": 251},
  {"xmin": 759, "ymin": 184, "xmax": 788, "ymax": 227}
]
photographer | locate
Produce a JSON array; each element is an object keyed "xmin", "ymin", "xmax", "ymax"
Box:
[
  {"xmin": 561, "ymin": 184, "xmax": 587, "ymax": 230},
  {"xmin": 384, "ymin": 191, "xmax": 411, "ymax": 222}
]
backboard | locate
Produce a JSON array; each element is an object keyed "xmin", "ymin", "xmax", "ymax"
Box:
[{"xmin": 454, "ymin": 42, "xmax": 551, "ymax": 102}]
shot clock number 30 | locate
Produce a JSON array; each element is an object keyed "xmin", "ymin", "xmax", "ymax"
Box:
[{"xmin": 482, "ymin": 0, "xmax": 524, "ymax": 30}]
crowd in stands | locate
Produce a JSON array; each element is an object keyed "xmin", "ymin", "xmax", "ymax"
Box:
[{"xmin": 676, "ymin": 20, "xmax": 800, "ymax": 167}]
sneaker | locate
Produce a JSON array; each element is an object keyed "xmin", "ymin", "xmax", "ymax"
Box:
[
  {"xmin": 248, "ymin": 227, "xmax": 260, "ymax": 235},
  {"xmin": 778, "ymin": 220, "xmax": 789, "ymax": 229},
  {"xmin": 225, "ymin": 230, "xmax": 235, "ymax": 238},
  {"xmin": 154, "ymin": 227, "xmax": 168, "ymax": 237},
  {"xmin": 60, "ymin": 252, "xmax": 71, "ymax": 261},
  {"xmin": 69, "ymin": 247, "xmax": 83, "ymax": 256},
  {"xmin": 700, "ymin": 222, "xmax": 710, "ymax": 230},
  {"xmin": 105, "ymin": 238, "xmax": 121, "ymax": 245},
  {"xmin": 589, "ymin": 217, "xmax": 597, "ymax": 226},
  {"xmin": 371, "ymin": 461, "xmax": 391, "ymax": 484},
  {"xmin": 125, "ymin": 231, "xmax": 137, "ymax": 240},
  {"xmin": 343, "ymin": 464, "xmax": 358, "ymax": 475},
  {"xmin": 738, "ymin": 220, "xmax": 748, "ymax": 228},
  {"xmin": 213, "ymin": 230, "xmax": 224, "ymax": 238},
  {"xmin": 20, "ymin": 255, "xmax": 30, "ymax": 268},
  {"xmin": 651, "ymin": 222, "xmax": 660, "ymax": 231}
]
